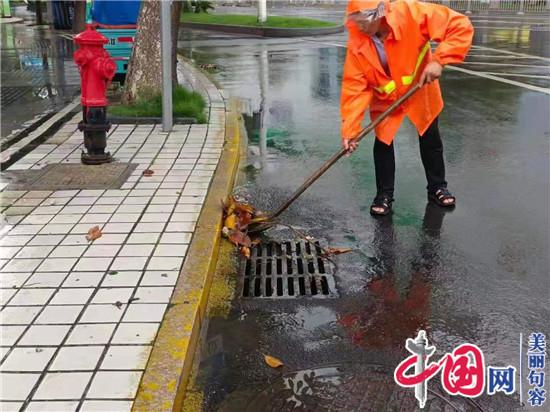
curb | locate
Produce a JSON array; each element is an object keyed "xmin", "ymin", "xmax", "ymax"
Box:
[
  {"xmin": 0, "ymin": 98, "xmax": 81, "ymax": 171},
  {"xmin": 182, "ymin": 21, "xmax": 344, "ymax": 37},
  {"xmin": 108, "ymin": 116, "xmax": 198, "ymax": 125},
  {"xmin": 132, "ymin": 100, "xmax": 242, "ymax": 412}
]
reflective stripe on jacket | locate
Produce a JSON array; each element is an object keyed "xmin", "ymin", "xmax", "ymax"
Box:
[{"xmin": 341, "ymin": 0, "xmax": 474, "ymax": 145}]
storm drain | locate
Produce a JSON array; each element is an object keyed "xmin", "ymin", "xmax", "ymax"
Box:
[{"xmin": 241, "ymin": 240, "xmax": 337, "ymax": 299}]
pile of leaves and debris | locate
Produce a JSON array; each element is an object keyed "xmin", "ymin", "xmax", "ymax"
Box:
[
  {"xmin": 221, "ymin": 196, "xmax": 266, "ymax": 258},
  {"xmin": 221, "ymin": 196, "xmax": 352, "ymax": 260}
]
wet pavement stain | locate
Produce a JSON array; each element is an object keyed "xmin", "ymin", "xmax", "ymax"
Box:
[
  {"xmin": 179, "ymin": 9, "xmax": 549, "ymax": 409},
  {"xmin": 1, "ymin": 6, "xmax": 81, "ymax": 137}
]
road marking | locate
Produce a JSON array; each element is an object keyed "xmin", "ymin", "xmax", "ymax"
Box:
[
  {"xmin": 447, "ymin": 66, "xmax": 550, "ymax": 94},
  {"xmin": 301, "ymin": 38, "xmax": 550, "ymax": 94},
  {"xmin": 465, "ymin": 55, "xmax": 546, "ymax": 59},
  {"xmin": 462, "ymin": 62, "xmax": 550, "ymax": 69},
  {"xmin": 470, "ymin": 19, "xmax": 550, "ymax": 24},
  {"xmin": 475, "ymin": 71, "xmax": 550, "ymax": 79},
  {"xmin": 470, "ymin": 45, "xmax": 550, "ymax": 62}
]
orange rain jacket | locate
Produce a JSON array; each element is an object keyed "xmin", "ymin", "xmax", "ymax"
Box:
[{"xmin": 341, "ymin": 0, "xmax": 474, "ymax": 145}]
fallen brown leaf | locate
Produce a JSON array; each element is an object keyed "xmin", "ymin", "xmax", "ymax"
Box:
[
  {"xmin": 224, "ymin": 214, "xmax": 237, "ymax": 230},
  {"xmin": 264, "ymin": 354, "xmax": 284, "ymax": 368},
  {"xmin": 228, "ymin": 230, "xmax": 251, "ymax": 248},
  {"xmin": 86, "ymin": 226, "xmax": 102, "ymax": 241},
  {"xmin": 142, "ymin": 169, "xmax": 154, "ymax": 176},
  {"xmin": 240, "ymin": 246, "xmax": 251, "ymax": 259},
  {"xmin": 325, "ymin": 247, "xmax": 353, "ymax": 255}
]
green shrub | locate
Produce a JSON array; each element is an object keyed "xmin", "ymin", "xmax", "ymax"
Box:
[{"xmin": 110, "ymin": 85, "xmax": 207, "ymax": 123}]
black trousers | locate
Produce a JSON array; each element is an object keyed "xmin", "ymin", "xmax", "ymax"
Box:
[{"xmin": 373, "ymin": 118, "xmax": 447, "ymax": 198}]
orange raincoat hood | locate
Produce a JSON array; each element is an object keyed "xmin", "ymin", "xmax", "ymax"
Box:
[{"xmin": 341, "ymin": 0, "xmax": 474, "ymax": 144}]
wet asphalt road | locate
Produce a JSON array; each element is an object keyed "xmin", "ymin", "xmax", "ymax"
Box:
[
  {"xmin": 1, "ymin": 6, "xmax": 80, "ymax": 139},
  {"xmin": 178, "ymin": 7, "xmax": 549, "ymax": 412}
]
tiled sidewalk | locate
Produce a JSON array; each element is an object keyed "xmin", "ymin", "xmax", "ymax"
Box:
[{"xmin": 0, "ymin": 65, "xmax": 226, "ymax": 410}]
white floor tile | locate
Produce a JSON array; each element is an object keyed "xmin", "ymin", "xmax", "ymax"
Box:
[
  {"xmin": 73, "ymin": 257, "xmax": 113, "ymax": 272},
  {"xmin": 0, "ymin": 288, "xmax": 17, "ymax": 305},
  {"xmin": 34, "ymin": 372, "xmax": 92, "ymax": 400},
  {"xmin": 139, "ymin": 271, "xmax": 178, "ymax": 287},
  {"xmin": 111, "ymin": 323, "xmax": 159, "ymax": 345},
  {"xmin": 133, "ymin": 287, "xmax": 173, "ymax": 303},
  {"xmin": 66, "ymin": 323, "xmax": 116, "ymax": 345},
  {"xmin": 62, "ymin": 272, "xmax": 104, "ymax": 288},
  {"xmin": 82, "ymin": 245, "xmax": 121, "ymax": 258},
  {"xmin": 49, "ymin": 245, "xmax": 87, "ymax": 258},
  {"xmin": 0, "ymin": 306, "xmax": 41, "ymax": 325},
  {"xmin": 0, "ymin": 401, "xmax": 24, "ymax": 411},
  {"xmin": 35, "ymin": 305, "xmax": 83, "ymax": 324},
  {"xmin": 102, "ymin": 223, "xmax": 134, "ymax": 233},
  {"xmin": 123, "ymin": 304, "xmax": 167, "ymax": 323},
  {"xmin": 14, "ymin": 245, "xmax": 55, "ymax": 259},
  {"xmin": 26, "ymin": 401, "xmax": 79, "ymax": 411},
  {"xmin": 152, "ymin": 243, "xmax": 188, "ymax": 257},
  {"xmin": 0, "ymin": 247, "xmax": 21, "ymax": 259},
  {"xmin": 1, "ymin": 272, "xmax": 33, "ymax": 288},
  {"xmin": 91, "ymin": 288, "xmax": 134, "ymax": 305},
  {"xmin": 19, "ymin": 325, "xmax": 71, "ymax": 346},
  {"xmin": 146, "ymin": 257, "xmax": 183, "ymax": 271},
  {"xmin": 24, "ymin": 272, "xmax": 67, "ymax": 288},
  {"xmin": 100, "ymin": 271, "xmax": 141, "ymax": 288},
  {"xmin": 86, "ymin": 371, "xmax": 142, "ymax": 399},
  {"xmin": 8, "ymin": 288, "xmax": 56, "ymax": 305},
  {"xmin": 80, "ymin": 304, "xmax": 124, "ymax": 323},
  {"xmin": 0, "ymin": 347, "xmax": 56, "ymax": 371},
  {"xmin": 126, "ymin": 233, "xmax": 160, "ymax": 244},
  {"xmin": 89, "ymin": 233, "xmax": 127, "ymax": 245},
  {"xmin": 50, "ymin": 346, "xmax": 104, "ymax": 371},
  {"xmin": 118, "ymin": 244, "xmax": 154, "ymax": 257},
  {"xmin": 2, "ymin": 258, "xmax": 42, "ymax": 272},
  {"xmin": 159, "ymin": 232, "xmax": 192, "ymax": 244},
  {"xmin": 50, "ymin": 288, "xmax": 94, "ymax": 305},
  {"xmin": 101, "ymin": 345, "xmax": 152, "ymax": 370},
  {"xmin": 1, "ymin": 325, "xmax": 27, "ymax": 345},
  {"xmin": 0, "ymin": 373, "xmax": 40, "ymax": 400},
  {"xmin": 37, "ymin": 258, "xmax": 77, "ymax": 272},
  {"xmin": 134, "ymin": 222, "xmax": 165, "ymax": 233},
  {"xmin": 110, "ymin": 257, "xmax": 148, "ymax": 271}
]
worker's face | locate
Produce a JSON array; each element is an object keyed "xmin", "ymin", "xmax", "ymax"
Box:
[{"xmin": 348, "ymin": 6, "xmax": 384, "ymax": 36}]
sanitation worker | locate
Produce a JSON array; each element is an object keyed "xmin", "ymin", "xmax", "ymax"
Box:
[{"xmin": 341, "ymin": 0, "xmax": 474, "ymax": 215}]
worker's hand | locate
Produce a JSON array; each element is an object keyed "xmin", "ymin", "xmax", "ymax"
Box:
[
  {"xmin": 343, "ymin": 138, "xmax": 359, "ymax": 155},
  {"xmin": 419, "ymin": 61, "xmax": 443, "ymax": 86}
]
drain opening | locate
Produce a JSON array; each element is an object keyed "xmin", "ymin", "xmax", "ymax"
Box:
[{"xmin": 240, "ymin": 240, "xmax": 337, "ymax": 299}]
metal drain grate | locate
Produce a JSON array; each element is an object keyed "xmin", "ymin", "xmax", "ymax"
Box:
[{"xmin": 241, "ymin": 240, "xmax": 337, "ymax": 299}]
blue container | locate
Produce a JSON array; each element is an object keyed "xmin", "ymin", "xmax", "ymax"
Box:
[
  {"xmin": 92, "ymin": 1, "xmax": 140, "ymax": 77},
  {"xmin": 91, "ymin": 0, "xmax": 140, "ymax": 26},
  {"xmin": 97, "ymin": 28, "xmax": 136, "ymax": 74}
]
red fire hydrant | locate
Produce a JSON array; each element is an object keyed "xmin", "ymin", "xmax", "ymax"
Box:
[{"xmin": 74, "ymin": 25, "xmax": 116, "ymax": 165}]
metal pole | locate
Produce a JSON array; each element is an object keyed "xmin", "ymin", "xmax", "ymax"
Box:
[
  {"xmin": 258, "ymin": 48, "xmax": 269, "ymax": 166},
  {"xmin": 160, "ymin": 0, "xmax": 173, "ymax": 132},
  {"xmin": 465, "ymin": 0, "xmax": 472, "ymax": 14},
  {"xmin": 518, "ymin": 0, "xmax": 525, "ymax": 14},
  {"xmin": 258, "ymin": 0, "xmax": 267, "ymax": 23}
]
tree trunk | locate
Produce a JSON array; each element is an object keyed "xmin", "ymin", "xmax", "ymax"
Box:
[
  {"xmin": 171, "ymin": 0, "xmax": 182, "ymax": 86},
  {"xmin": 35, "ymin": 0, "xmax": 44, "ymax": 25},
  {"xmin": 122, "ymin": 1, "xmax": 162, "ymax": 104},
  {"xmin": 73, "ymin": 0, "xmax": 86, "ymax": 33}
]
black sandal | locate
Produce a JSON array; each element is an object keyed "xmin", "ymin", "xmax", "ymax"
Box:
[
  {"xmin": 370, "ymin": 194, "xmax": 394, "ymax": 216},
  {"xmin": 429, "ymin": 187, "xmax": 456, "ymax": 207}
]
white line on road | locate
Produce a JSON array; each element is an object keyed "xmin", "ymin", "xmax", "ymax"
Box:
[
  {"xmin": 465, "ymin": 55, "xmax": 546, "ymax": 59},
  {"xmin": 462, "ymin": 62, "xmax": 550, "ymax": 69},
  {"xmin": 475, "ymin": 71, "xmax": 550, "ymax": 79},
  {"xmin": 470, "ymin": 45, "xmax": 550, "ymax": 62},
  {"xmin": 300, "ymin": 39, "xmax": 550, "ymax": 94},
  {"xmin": 447, "ymin": 66, "xmax": 550, "ymax": 94}
]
